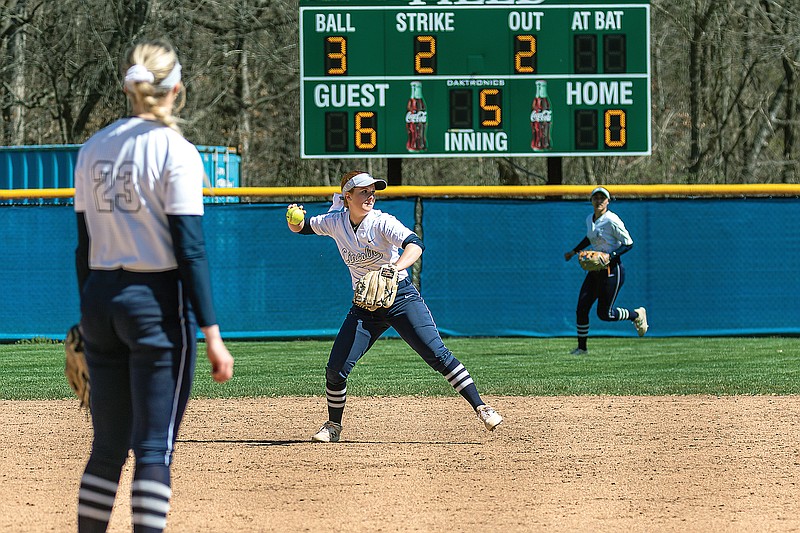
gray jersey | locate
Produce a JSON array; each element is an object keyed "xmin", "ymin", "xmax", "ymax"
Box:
[
  {"xmin": 309, "ymin": 208, "xmax": 413, "ymax": 289},
  {"xmin": 74, "ymin": 117, "xmax": 205, "ymax": 272},
  {"xmin": 584, "ymin": 210, "xmax": 633, "ymax": 254}
]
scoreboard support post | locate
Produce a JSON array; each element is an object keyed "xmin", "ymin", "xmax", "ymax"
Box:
[
  {"xmin": 387, "ymin": 158, "xmax": 403, "ymax": 186},
  {"xmin": 547, "ymin": 157, "xmax": 563, "ymax": 185}
]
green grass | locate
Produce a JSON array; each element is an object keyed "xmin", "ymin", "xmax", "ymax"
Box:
[{"xmin": 1, "ymin": 337, "xmax": 798, "ymax": 400}]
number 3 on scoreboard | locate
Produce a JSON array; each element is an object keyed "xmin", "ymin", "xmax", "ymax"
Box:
[{"xmin": 325, "ymin": 36, "xmax": 347, "ymax": 76}]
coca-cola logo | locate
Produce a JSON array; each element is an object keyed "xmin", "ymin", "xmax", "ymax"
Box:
[
  {"xmin": 530, "ymin": 109, "xmax": 552, "ymax": 122},
  {"xmin": 405, "ymin": 111, "xmax": 427, "ymax": 123}
]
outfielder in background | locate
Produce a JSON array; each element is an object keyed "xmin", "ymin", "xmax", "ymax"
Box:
[
  {"xmin": 73, "ymin": 39, "xmax": 234, "ymax": 533},
  {"xmin": 286, "ymin": 170, "xmax": 503, "ymax": 442},
  {"xmin": 563, "ymin": 187, "xmax": 648, "ymax": 355}
]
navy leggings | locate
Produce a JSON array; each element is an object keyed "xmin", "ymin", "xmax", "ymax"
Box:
[
  {"xmin": 327, "ymin": 278, "xmax": 454, "ymax": 380},
  {"xmin": 80, "ymin": 269, "xmax": 196, "ymax": 479},
  {"xmin": 576, "ymin": 261, "xmax": 627, "ymax": 322}
]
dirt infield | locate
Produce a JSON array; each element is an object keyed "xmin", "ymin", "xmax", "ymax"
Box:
[{"xmin": 2, "ymin": 396, "xmax": 799, "ymax": 532}]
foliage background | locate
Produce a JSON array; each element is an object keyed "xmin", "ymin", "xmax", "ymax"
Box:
[{"xmin": 1, "ymin": 0, "xmax": 798, "ymax": 186}]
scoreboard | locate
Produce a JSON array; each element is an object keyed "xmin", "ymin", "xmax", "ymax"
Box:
[{"xmin": 299, "ymin": 0, "xmax": 651, "ymax": 159}]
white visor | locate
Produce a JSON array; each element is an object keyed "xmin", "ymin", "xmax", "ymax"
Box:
[
  {"xmin": 591, "ymin": 187, "xmax": 611, "ymax": 200},
  {"xmin": 341, "ymin": 172, "xmax": 388, "ymax": 193}
]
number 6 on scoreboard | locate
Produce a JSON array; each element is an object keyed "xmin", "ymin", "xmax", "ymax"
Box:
[{"xmin": 355, "ymin": 111, "xmax": 377, "ymax": 151}]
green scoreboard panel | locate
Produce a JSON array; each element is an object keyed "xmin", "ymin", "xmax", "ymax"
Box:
[{"xmin": 299, "ymin": 0, "xmax": 651, "ymax": 158}]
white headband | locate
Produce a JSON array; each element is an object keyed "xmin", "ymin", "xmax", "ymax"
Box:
[
  {"xmin": 124, "ymin": 61, "xmax": 182, "ymax": 91},
  {"xmin": 158, "ymin": 61, "xmax": 182, "ymax": 90}
]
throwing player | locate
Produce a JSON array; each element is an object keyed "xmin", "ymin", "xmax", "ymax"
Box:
[
  {"xmin": 73, "ymin": 39, "xmax": 234, "ymax": 532},
  {"xmin": 286, "ymin": 170, "xmax": 502, "ymax": 442},
  {"xmin": 563, "ymin": 187, "xmax": 648, "ymax": 354}
]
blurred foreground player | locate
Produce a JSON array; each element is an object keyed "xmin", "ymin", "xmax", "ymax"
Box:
[{"xmin": 73, "ymin": 39, "xmax": 233, "ymax": 532}]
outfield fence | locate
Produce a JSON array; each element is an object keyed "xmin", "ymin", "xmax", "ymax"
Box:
[{"xmin": 1, "ymin": 185, "xmax": 798, "ymax": 339}]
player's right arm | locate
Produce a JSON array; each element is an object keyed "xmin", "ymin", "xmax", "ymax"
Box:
[
  {"xmin": 565, "ymin": 237, "xmax": 591, "ymax": 261},
  {"xmin": 286, "ymin": 204, "xmax": 306, "ymax": 232},
  {"xmin": 73, "ymin": 151, "xmax": 90, "ymax": 297},
  {"xmin": 75, "ymin": 212, "xmax": 90, "ymax": 295},
  {"xmin": 287, "ymin": 204, "xmax": 325, "ymax": 235}
]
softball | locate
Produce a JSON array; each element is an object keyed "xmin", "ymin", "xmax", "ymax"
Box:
[{"xmin": 286, "ymin": 206, "xmax": 305, "ymax": 225}]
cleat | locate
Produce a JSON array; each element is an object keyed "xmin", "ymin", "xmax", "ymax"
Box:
[
  {"xmin": 476, "ymin": 405, "xmax": 503, "ymax": 431},
  {"xmin": 633, "ymin": 307, "xmax": 648, "ymax": 337},
  {"xmin": 570, "ymin": 348, "xmax": 588, "ymax": 355},
  {"xmin": 311, "ymin": 421, "xmax": 342, "ymax": 443}
]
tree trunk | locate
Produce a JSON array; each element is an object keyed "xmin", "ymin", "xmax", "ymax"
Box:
[
  {"xmin": 687, "ymin": 1, "xmax": 718, "ymax": 179},
  {"xmin": 781, "ymin": 54, "xmax": 796, "ymax": 183},
  {"xmin": 238, "ymin": 33, "xmax": 252, "ymax": 187}
]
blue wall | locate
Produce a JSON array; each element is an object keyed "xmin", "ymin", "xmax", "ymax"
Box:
[{"xmin": 1, "ymin": 198, "xmax": 797, "ymax": 340}]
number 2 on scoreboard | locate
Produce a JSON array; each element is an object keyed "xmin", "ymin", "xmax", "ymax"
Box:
[
  {"xmin": 414, "ymin": 35, "xmax": 437, "ymax": 75},
  {"xmin": 514, "ymin": 35, "xmax": 536, "ymax": 74}
]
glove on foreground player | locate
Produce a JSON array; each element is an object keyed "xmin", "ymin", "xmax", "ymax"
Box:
[
  {"xmin": 353, "ymin": 264, "xmax": 399, "ymax": 311},
  {"xmin": 65, "ymin": 324, "xmax": 90, "ymax": 409},
  {"xmin": 578, "ymin": 250, "xmax": 610, "ymax": 271}
]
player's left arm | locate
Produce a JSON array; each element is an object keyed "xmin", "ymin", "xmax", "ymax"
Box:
[
  {"xmin": 376, "ymin": 215, "xmax": 422, "ymax": 269},
  {"xmin": 167, "ymin": 214, "xmax": 217, "ymax": 328},
  {"xmin": 609, "ymin": 243, "xmax": 633, "ymax": 262},
  {"xmin": 609, "ymin": 215, "xmax": 634, "ymax": 261},
  {"xmin": 395, "ymin": 235, "xmax": 424, "ymax": 270}
]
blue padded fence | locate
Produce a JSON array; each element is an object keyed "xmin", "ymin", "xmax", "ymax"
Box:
[
  {"xmin": 1, "ymin": 198, "xmax": 797, "ymax": 340},
  {"xmin": 0, "ymin": 144, "xmax": 240, "ymax": 205},
  {"xmin": 420, "ymin": 198, "xmax": 798, "ymax": 336}
]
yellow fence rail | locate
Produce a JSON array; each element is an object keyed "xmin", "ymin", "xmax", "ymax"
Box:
[{"xmin": 2, "ymin": 184, "xmax": 800, "ymax": 200}]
